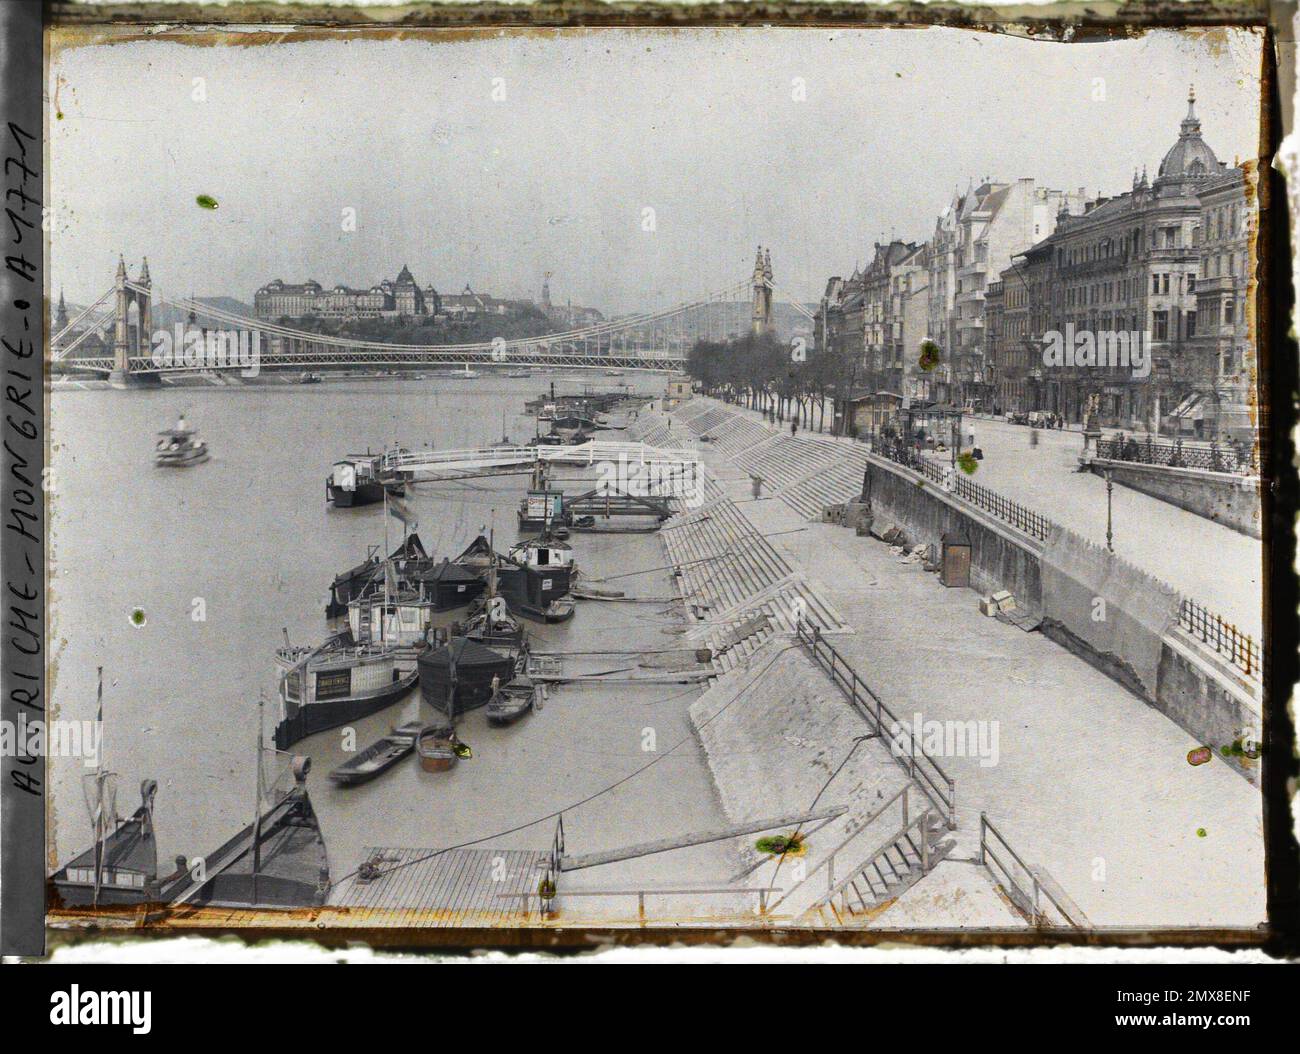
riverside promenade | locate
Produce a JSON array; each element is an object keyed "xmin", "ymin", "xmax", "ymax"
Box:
[{"xmin": 644, "ymin": 395, "xmax": 1265, "ymax": 930}]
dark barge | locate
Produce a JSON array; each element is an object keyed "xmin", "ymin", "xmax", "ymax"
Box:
[{"xmin": 327, "ymin": 452, "xmax": 406, "ymax": 507}]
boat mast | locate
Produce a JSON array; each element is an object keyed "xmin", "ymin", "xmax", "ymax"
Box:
[
  {"xmin": 91, "ymin": 666, "xmax": 105, "ymax": 908},
  {"xmin": 488, "ymin": 515, "xmax": 497, "ymax": 602},
  {"xmin": 252, "ymin": 693, "xmax": 265, "ymax": 904}
]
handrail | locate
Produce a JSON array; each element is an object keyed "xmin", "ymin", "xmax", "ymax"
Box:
[
  {"xmin": 812, "ymin": 809, "xmax": 933, "ymax": 915},
  {"xmin": 498, "ymin": 884, "xmax": 783, "ymax": 924},
  {"xmin": 766, "ymin": 781, "xmax": 917, "ymax": 914},
  {"xmin": 796, "ymin": 622, "xmax": 957, "ymax": 829},
  {"xmin": 978, "ymin": 812, "xmax": 1085, "ymax": 930},
  {"xmin": 1178, "ymin": 597, "xmax": 1260, "ymax": 682}
]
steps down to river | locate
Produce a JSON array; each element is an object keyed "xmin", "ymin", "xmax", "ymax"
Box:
[
  {"xmin": 662, "ymin": 399, "xmax": 871, "ymax": 521},
  {"xmin": 689, "ymin": 640, "xmax": 956, "ymax": 927},
  {"xmin": 660, "ymin": 492, "xmax": 848, "ymax": 673},
  {"xmin": 800, "ymin": 813, "xmax": 956, "ymax": 926}
]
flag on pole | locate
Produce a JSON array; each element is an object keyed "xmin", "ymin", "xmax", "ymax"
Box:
[{"xmin": 388, "ymin": 494, "xmax": 414, "ymax": 526}]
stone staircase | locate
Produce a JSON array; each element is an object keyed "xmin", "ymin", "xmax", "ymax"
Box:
[
  {"xmin": 798, "ymin": 810, "xmax": 956, "ymax": 926},
  {"xmin": 779, "ymin": 446, "xmax": 871, "ymax": 519},
  {"xmin": 665, "ymin": 399, "xmax": 872, "ymax": 521},
  {"xmin": 660, "ymin": 491, "xmax": 848, "ymax": 673},
  {"xmin": 699, "ymin": 414, "xmax": 773, "ymax": 456},
  {"xmin": 629, "ymin": 403, "xmax": 857, "ymax": 673}
]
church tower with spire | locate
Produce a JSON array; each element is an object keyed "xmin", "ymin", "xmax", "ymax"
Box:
[{"xmin": 751, "ymin": 245, "xmax": 773, "ymax": 336}]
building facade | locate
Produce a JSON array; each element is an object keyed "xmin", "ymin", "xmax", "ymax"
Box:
[
  {"xmin": 255, "ymin": 264, "xmax": 441, "ymax": 321},
  {"xmin": 1006, "ymin": 90, "xmax": 1232, "ymax": 429},
  {"xmin": 1192, "ymin": 161, "xmax": 1257, "ymax": 441}
]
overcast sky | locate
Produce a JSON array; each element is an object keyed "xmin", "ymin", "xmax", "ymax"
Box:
[{"xmin": 49, "ymin": 26, "xmax": 1262, "ymax": 314}]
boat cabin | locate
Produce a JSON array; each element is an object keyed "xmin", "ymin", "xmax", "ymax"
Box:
[
  {"xmin": 414, "ymin": 558, "xmax": 488, "ymax": 611},
  {"xmin": 418, "ymin": 636, "xmax": 517, "ymax": 719},
  {"xmin": 510, "ymin": 537, "xmax": 575, "ymax": 571},
  {"xmin": 50, "ymin": 779, "xmax": 160, "ymax": 906},
  {"xmin": 518, "ymin": 489, "xmax": 566, "ymax": 531},
  {"xmin": 331, "ymin": 455, "xmax": 380, "ymax": 492}
]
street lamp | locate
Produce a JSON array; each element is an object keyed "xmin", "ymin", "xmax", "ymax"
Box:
[{"xmin": 1104, "ymin": 468, "xmax": 1114, "ymax": 552}]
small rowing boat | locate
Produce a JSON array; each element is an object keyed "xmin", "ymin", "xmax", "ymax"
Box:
[
  {"xmin": 328, "ymin": 721, "xmax": 423, "ymax": 786},
  {"xmin": 486, "ymin": 681, "xmax": 542, "ymax": 725}
]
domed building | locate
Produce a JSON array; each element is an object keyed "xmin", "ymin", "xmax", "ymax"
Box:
[
  {"xmin": 996, "ymin": 88, "xmax": 1249, "ymax": 437},
  {"xmin": 1155, "ymin": 88, "xmax": 1221, "ymax": 190}
]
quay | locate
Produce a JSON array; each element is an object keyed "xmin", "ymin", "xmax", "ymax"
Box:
[
  {"xmin": 48, "ymin": 386, "xmax": 1264, "ymax": 935},
  {"xmin": 631, "ymin": 395, "xmax": 1263, "ymax": 929}
]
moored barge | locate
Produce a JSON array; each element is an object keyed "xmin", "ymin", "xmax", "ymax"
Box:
[{"xmin": 274, "ymin": 633, "xmax": 417, "ymax": 750}]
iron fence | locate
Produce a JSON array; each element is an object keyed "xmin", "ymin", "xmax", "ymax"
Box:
[
  {"xmin": 1096, "ymin": 434, "xmax": 1259, "ymax": 476},
  {"xmin": 1179, "ymin": 598, "xmax": 1260, "ymax": 680},
  {"xmin": 873, "ymin": 440, "xmax": 1054, "ymax": 541}
]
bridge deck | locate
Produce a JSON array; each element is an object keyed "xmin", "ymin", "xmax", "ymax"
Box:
[{"xmin": 379, "ymin": 441, "xmax": 699, "ymax": 482}]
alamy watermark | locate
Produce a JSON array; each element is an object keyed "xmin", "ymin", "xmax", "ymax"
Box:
[
  {"xmin": 889, "ymin": 713, "xmax": 1000, "ymax": 768},
  {"xmin": 1, "ymin": 715, "xmax": 101, "ymax": 766},
  {"xmin": 150, "ymin": 325, "xmax": 262, "ymax": 377},
  {"xmin": 1042, "ymin": 324, "xmax": 1151, "ymax": 379}
]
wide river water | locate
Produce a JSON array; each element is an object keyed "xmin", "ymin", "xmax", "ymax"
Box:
[{"xmin": 48, "ymin": 372, "xmax": 736, "ymax": 916}]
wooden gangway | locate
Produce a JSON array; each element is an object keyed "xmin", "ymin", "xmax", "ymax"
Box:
[{"xmin": 376, "ymin": 440, "xmax": 700, "ymax": 483}]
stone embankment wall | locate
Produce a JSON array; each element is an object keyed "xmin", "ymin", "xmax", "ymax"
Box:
[
  {"xmin": 862, "ymin": 455, "xmax": 1262, "ymax": 784},
  {"xmin": 1084, "ymin": 458, "xmax": 1262, "ymax": 539}
]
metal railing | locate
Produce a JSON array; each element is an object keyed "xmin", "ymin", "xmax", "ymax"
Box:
[
  {"xmin": 796, "ymin": 622, "xmax": 957, "ymax": 829},
  {"xmin": 978, "ymin": 813, "xmax": 1087, "ymax": 930},
  {"xmin": 812, "ymin": 808, "xmax": 935, "ymax": 921},
  {"xmin": 1096, "ymin": 434, "xmax": 1259, "ymax": 476},
  {"xmin": 765, "ymin": 780, "xmax": 920, "ymax": 917},
  {"xmin": 499, "ymin": 885, "xmax": 782, "ymax": 924},
  {"xmin": 872, "ymin": 440, "xmax": 1054, "ymax": 541},
  {"xmin": 534, "ymin": 813, "xmax": 565, "ymax": 914},
  {"xmin": 1179, "ymin": 598, "xmax": 1260, "ymax": 680}
]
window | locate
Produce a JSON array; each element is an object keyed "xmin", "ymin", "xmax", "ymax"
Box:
[
  {"xmin": 1186, "ymin": 311, "xmax": 1196, "ymax": 338},
  {"xmin": 1224, "ymin": 300, "xmax": 1235, "ymax": 325},
  {"xmin": 1152, "ymin": 310, "xmax": 1169, "ymax": 341},
  {"xmin": 1187, "ymin": 274, "xmax": 1196, "ymax": 293}
]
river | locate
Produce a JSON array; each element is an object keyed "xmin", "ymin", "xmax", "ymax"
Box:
[{"xmin": 48, "ymin": 372, "xmax": 736, "ymax": 916}]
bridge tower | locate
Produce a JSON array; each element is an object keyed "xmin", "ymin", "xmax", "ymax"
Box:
[
  {"xmin": 751, "ymin": 245, "xmax": 773, "ymax": 336},
  {"xmin": 109, "ymin": 255, "xmax": 155, "ymax": 388}
]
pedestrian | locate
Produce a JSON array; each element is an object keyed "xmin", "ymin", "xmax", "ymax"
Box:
[{"xmin": 790, "ymin": 419, "xmax": 798, "ymax": 437}]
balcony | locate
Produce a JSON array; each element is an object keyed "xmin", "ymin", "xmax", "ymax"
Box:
[{"xmin": 1195, "ymin": 274, "xmax": 1240, "ymax": 296}]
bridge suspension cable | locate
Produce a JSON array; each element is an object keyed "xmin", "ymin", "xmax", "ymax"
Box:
[
  {"xmin": 763, "ymin": 278, "xmax": 818, "ymax": 323},
  {"xmin": 50, "ymin": 288, "xmax": 114, "ymax": 352},
  {"xmin": 134, "ymin": 279, "xmax": 752, "ymax": 356},
  {"xmin": 53, "ymin": 304, "xmax": 116, "ymax": 360}
]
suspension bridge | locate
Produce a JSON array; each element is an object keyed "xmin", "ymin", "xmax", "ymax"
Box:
[{"xmin": 51, "ymin": 249, "xmax": 816, "ymax": 385}]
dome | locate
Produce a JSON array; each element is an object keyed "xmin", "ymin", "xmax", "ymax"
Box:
[{"xmin": 1157, "ymin": 88, "xmax": 1219, "ymax": 181}]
